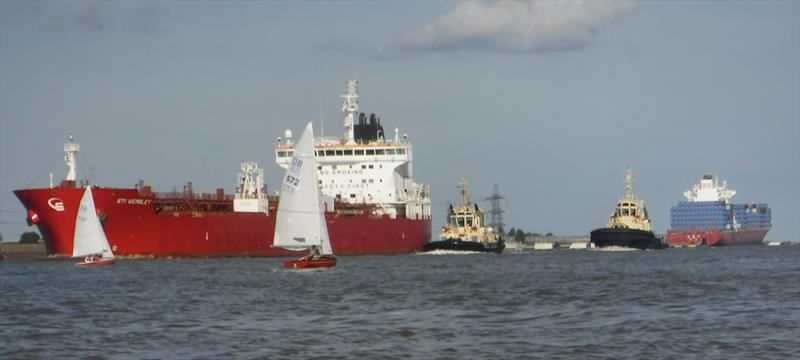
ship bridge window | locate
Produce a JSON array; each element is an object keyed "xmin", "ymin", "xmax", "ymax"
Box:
[
  {"xmin": 466, "ymin": 217, "xmax": 473, "ymax": 227},
  {"xmin": 287, "ymin": 151, "xmax": 294, "ymax": 157},
  {"xmin": 630, "ymin": 209, "xmax": 636, "ymax": 216},
  {"xmin": 343, "ymin": 150, "xmax": 353, "ymax": 156},
  {"xmin": 315, "ymin": 150, "xmax": 322, "ymax": 156},
  {"xmin": 325, "ymin": 150, "xmax": 335, "ymax": 156},
  {"xmin": 622, "ymin": 209, "xmax": 630, "ymax": 216},
  {"xmin": 375, "ymin": 149, "xmax": 385, "ymax": 155},
  {"xmin": 336, "ymin": 150, "xmax": 343, "ymax": 156},
  {"xmin": 366, "ymin": 149, "xmax": 375, "ymax": 155},
  {"xmin": 396, "ymin": 148, "xmax": 406, "ymax": 155},
  {"xmin": 355, "ymin": 149, "xmax": 365, "ymax": 155},
  {"xmin": 457, "ymin": 217, "xmax": 465, "ymax": 227},
  {"xmin": 278, "ymin": 151, "xmax": 287, "ymax": 157},
  {"xmin": 386, "ymin": 149, "xmax": 396, "ymax": 155}
]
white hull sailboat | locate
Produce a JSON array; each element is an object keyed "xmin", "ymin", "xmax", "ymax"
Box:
[
  {"xmin": 73, "ymin": 186, "xmax": 115, "ymax": 266},
  {"xmin": 273, "ymin": 122, "xmax": 336, "ymax": 269}
]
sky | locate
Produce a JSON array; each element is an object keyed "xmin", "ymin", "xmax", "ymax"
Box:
[{"xmin": 1, "ymin": 0, "xmax": 798, "ymax": 242}]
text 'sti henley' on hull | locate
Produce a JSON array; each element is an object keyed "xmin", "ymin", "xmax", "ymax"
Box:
[
  {"xmin": 666, "ymin": 175, "xmax": 771, "ymax": 246},
  {"xmin": 14, "ymin": 81, "xmax": 432, "ymax": 258}
]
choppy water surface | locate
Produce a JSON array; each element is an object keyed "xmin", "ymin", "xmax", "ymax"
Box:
[{"xmin": 2, "ymin": 245, "xmax": 798, "ymax": 359}]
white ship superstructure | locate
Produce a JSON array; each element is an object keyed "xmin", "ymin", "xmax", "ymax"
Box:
[
  {"xmin": 275, "ymin": 80, "xmax": 431, "ymax": 220},
  {"xmin": 683, "ymin": 175, "xmax": 736, "ymax": 203},
  {"xmin": 607, "ymin": 168, "xmax": 652, "ymax": 232}
]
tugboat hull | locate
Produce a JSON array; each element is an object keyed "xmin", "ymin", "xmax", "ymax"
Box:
[
  {"xmin": 422, "ymin": 239, "xmax": 504, "ymax": 253},
  {"xmin": 590, "ymin": 228, "xmax": 666, "ymax": 250}
]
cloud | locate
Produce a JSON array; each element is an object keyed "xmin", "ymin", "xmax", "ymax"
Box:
[
  {"xmin": 127, "ymin": 3, "xmax": 167, "ymax": 34},
  {"xmin": 35, "ymin": 1, "xmax": 165, "ymax": 34},
  {"xmin": 73, "ymin": 1, "xmax": 113, "ymax": 31},
  {"xmin": 389, "ymin": 0, "xmax": 636, "ymax": 54}
]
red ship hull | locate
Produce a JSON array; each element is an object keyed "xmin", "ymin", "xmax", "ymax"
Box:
[
  {"xmin": 666, "ymin": 227, "xmax": 770, "ymax": 247},
  {"xmin": 14, "ymin": 186, "xmax": 431, "ymax": 258}
]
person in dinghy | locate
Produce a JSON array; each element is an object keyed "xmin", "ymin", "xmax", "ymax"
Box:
[{"xmin": 303, "ymin": 245, "xmax": 321, "ymax": 261}]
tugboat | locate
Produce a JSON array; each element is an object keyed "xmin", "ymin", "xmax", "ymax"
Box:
[
  {"xmin": 422, "ymin": 179, "xmax": 504, "ymax": 253},
  {"xmin": 590, "ymin": 168, "xmax": 666, "ymax": 250}
]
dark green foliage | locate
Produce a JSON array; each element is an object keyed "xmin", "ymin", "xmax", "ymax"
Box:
[{"xmin": 19, "ymin": 232, "xmax": 41, "ymax": 244}]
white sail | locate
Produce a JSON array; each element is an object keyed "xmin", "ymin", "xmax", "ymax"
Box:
[
  {"xmin": 72, "ymin": 186, "xmax": 114, "ymax": 259},
  {"xmin": 273, "ymin": 122, "xmax": 333, "ymax": 254}
]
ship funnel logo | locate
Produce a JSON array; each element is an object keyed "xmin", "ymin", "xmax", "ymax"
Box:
[{"xmin": 48, "ymin": 198, "xmax": 65, "ymax": 212}]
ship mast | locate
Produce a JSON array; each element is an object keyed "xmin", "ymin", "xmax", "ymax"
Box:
[
  {"xmin": 623, "ymin": 167, "xmax": 635, "ymax": 201},
  {"xmin": 458, "ymin": 179, "xmax": 471, "ymax": 208},
  {"xmin": 340, "ymin": 79, "xmax": 359, "ymax": 145},
  {"xmin": 64, "ymin": 134, "xmax": 80, "ymax": 181}
]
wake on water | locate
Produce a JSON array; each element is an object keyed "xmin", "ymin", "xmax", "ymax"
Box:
[
  {"xmin": 590, "ymin": 246, "xmax": 639, "ymax": 252},
  {"xmin": 416, "ymin": 250, "xmax": 483, "ymax": 255}
]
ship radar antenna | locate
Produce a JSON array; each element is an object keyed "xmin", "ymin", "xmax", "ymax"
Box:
[
  {"xmin": 64, "ymin": 133, "xmax": 80, "ymax": 181},
  {"xmin": 623, "ymin": 167, "xmax": 635, "ymax": 201},
  {"xmin": 340, "ymin": 79, "xmax": 359, "ymax": 145},
  {"xmin": 482, "ymin": 183, "xmax": 509, "ymax": 234}
]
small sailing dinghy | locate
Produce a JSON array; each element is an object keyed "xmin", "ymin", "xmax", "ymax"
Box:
[
  {"xmin": 73, "ymin": 186, "xmax": 115, "ymax": 266},
  {"xmin": 274, "ymin": 122, "xmax": 337, "ymax": 269}
]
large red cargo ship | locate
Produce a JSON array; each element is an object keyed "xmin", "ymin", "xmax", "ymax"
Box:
[
  {"xmin": 666, "ymin": 175, "xmax": 771, "ymax": 246},
  {"xmin": 14, "ymin": 81, "xmax": 432, "ymax": 258}
]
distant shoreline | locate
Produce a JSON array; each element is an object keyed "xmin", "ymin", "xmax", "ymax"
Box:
[{"xmin": 0, "ymin": 242, "xmax": 47, "ymax": 260}]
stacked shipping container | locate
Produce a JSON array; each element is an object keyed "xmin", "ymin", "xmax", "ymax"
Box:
[{"xmin": 670, "ymin": 202, "xmax": 771, "ymax": 231}]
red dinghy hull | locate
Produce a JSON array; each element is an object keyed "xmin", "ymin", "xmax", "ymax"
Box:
[
  {"xmin": 283, "ymin": 256, "xmax": 337, "ymax": 269},
  {"xmin": 76, "ymin": 259, "xmax": 115, "ymax": 266}
]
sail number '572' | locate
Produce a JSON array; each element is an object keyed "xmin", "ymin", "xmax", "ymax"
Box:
[{"xmin": 285, "ymin": 175, "xmax": 300, "ymax": 187}]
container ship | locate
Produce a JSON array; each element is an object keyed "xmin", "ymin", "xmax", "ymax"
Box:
[
  {"xmin": 14, "ymin": 80, "xmax": 432, "ymax": 258},
  {"xmin": 667, "ymin": 175, "xmax": 771, "ymax": 246}
]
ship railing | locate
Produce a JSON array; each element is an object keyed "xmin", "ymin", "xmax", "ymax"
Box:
[{"xmin": 155, "ymin": 191, "xmax": 237, "ymax": 201}]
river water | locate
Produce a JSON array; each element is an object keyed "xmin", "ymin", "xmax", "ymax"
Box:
[{"xmin": 1, "ymin": 245, "xmax": 798, "ymax": 359}]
